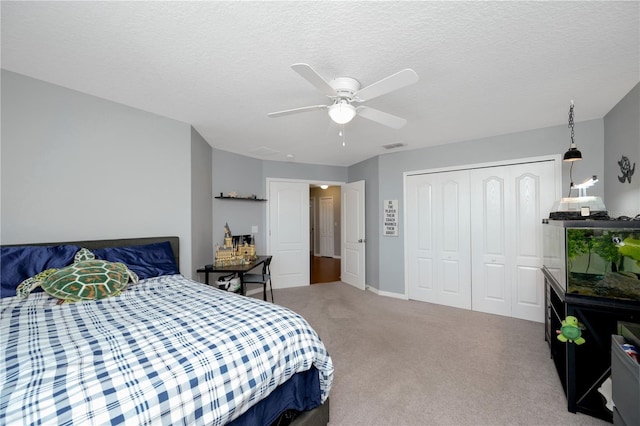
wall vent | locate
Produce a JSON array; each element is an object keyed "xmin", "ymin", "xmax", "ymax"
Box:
[{"xmin": 382, "ymin": 142, "xmax": 407, "ymax": 150}]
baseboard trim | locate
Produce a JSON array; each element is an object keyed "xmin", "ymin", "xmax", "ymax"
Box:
[{"xmin": 366, "ymin": 285, "xmax": 408, "ymax": 300}]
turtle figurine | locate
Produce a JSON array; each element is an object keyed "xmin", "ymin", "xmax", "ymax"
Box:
[
  {"xmin": 17, "ymin": 248, "xmax": 138, "ymax": 304},
  {"xmin": 556, "ymin": 316, "xmax": 586, "ymax": 345}
]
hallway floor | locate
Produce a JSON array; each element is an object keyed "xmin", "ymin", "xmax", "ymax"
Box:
[{"xmin": 310, "ymin": 255, "xmax": 340, "ymax": 284}]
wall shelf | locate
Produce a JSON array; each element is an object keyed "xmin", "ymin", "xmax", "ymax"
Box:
[{"xmin": 215, "ymin": 196, "xmax": 267, "ymax": 202}]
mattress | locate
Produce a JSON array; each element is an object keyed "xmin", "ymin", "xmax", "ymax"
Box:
[{"xmin": 0, "ymin": 274, "xmax": 333, "ymax": 425}]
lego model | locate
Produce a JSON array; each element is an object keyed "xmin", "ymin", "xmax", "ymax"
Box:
[{"xmin": 214, "ymin": 223, "xmax": 257, "ymax": 266}]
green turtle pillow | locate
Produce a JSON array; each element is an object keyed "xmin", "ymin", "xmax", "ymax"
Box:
[{"xmin": 16, "ymin": 248, "xmax": 139, "ymax": 303}]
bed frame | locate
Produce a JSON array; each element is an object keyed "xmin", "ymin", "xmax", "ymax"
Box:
[{"xmin": 3, "ymin": 236, "xmax": 329, "ymax": 426}]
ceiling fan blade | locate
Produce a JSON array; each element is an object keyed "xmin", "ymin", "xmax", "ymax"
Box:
[
  {"xmin": 267, "ymin": 105, "xmax": 328, "ymax": 118},
  {"xmin": 356, "ymin": 106, "xmax": 407, "ymax": 129},
  {"xmin": 353, "ymin": 69, "xmax": 418, "ymax": 102},
  {"xmin": 291, "ymin": 63, "xmax": 337, "ymax": 97}
]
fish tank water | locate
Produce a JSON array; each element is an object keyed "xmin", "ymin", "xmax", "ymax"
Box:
[{"xmin": 543, "ymin": 220, "xmax": 640, "ymax": 302}]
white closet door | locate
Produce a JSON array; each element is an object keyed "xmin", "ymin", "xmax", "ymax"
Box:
[
  {"xmin": 407, "ymin": 173, "xmax": 437, "ymax": 303},
  {"xmin": 471, "ymin": 161, "xmax": 556, "ymax": 322},
  {"xmin": 407, "ymin": 171, "xmax": 471, "ymax": 309},
  {"xmin": 510, "ymin": 161, "xmax": 557, "ymax": 322},
  {"xmin": 470, "ymin": 168, "xmax": 511, "ymax": 317}
]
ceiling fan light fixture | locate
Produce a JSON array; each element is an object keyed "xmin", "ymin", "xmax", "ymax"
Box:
[{"xmin": 328, "ymin": 101, "xmax": 356, "ymax": 124}]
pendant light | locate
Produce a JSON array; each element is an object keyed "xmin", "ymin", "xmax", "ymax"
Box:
[{"xmin": 563, "ymin": 100, "xmax": 582, "ymax": 162}]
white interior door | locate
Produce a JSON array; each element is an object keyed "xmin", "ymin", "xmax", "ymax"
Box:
[
  {"xmin": 341, "ymin": 180, "xmax": 365, "ymax": 290},
  {"xmin": 406, "ymin": 171, "xmax": 471, "ymax": 309},
  {"xmin": 268, "ymin": 181, "xmax": 310, "ymax": 288},
  {"xmin": 319, "ymin": 196, "xmax": 334, "ymax": 257}
]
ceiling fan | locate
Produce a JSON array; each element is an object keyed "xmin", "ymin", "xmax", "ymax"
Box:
[{"xmin": 268, "ymin": 63, "xmax": 419, "ymax": 129}]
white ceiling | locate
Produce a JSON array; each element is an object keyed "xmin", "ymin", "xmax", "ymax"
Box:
[{"xmin": 2, "ymin": 1, "xmax": 638, "ymax": 167}]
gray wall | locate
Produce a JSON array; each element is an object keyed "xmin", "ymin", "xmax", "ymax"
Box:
[
  {"xmin": 604, "ymin": 82, "xmax": 640, "ymax": 217},
  {"xmin": 210, "ymin": 151, "xmax": 349, "ymax": 261},
  {"xmin": 262, "ymin": 160, "xmax": 348, "ymax": 185},
  {"xmin": 212, "ymin": 148, "xmax": 266, "ymax": 253},
  {"xmin": 5, "ymin": 70, "xmax": 634, "ymax": 297},
  {"xmin": 191, "ymin": 127, "xmax": 213, "ymax": 277},
  {"xmin": 209, "ymin": 151, "xmax": 349, "ymax": 283},
  {"xmin": 367, "ymin": 119, "xmax": 605, "ymax": 295},
  {"xmin": 1, "ymin": 70, "xmax": 199, "ymax": 277}
]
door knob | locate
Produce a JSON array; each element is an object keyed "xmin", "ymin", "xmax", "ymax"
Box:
[{"xmin": 358, "ymin": 239, "xmax": 366, "ymax": 243}]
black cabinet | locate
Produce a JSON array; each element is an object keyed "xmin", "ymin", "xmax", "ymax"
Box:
[
  {"xmin": 545, "ymin": 275, "xmax": 567, "ymax": 394},
  {"xmin": 544, "ymin": 268, "xmax": 640, "ymax": 422}
]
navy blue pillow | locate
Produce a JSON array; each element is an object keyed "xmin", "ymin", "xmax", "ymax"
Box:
[
  {"xmin": 0, "ymin": 245, "xmax": 80, "ymax": 298},
  {"xmin": 92, "ymin": 241, "xmax": 179, "ymax": 280}
]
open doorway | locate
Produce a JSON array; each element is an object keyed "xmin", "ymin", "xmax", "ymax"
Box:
[{"xmin": 309, "ymin": 184, "xmax": 341, "ymax": 283}]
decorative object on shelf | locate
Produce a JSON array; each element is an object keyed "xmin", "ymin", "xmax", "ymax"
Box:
[
  {"xmin": 214, "ymin": 223, "xmax": 257, "ymax": 267},
  {"xmin": 228, "ymin": 191, "xmax": 238, "ymax": 198},
  {"xmin": 563, "ymin": 101, "xmax": 582, "ymax": 162},
  {"xmin": 618, "ymin": 155, "xmax": 636, "ymax": 183},
  {"xmin": 557, "ymin": 316, "xmax": 586, "ymax": 345}
]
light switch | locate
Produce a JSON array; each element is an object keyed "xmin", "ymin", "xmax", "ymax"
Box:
[{"xmin": 252, "ymin": 225, "xmax": 258, "ymax": 233}]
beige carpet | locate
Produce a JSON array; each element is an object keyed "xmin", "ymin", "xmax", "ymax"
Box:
[{"xmin": 268, "ymin": 282, "xmax": 610, "ymax": 426}]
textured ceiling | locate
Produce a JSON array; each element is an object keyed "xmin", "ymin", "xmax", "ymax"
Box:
[{"xmin": 2, "ymin": 1, "xmax": 638, "ymax": 167}]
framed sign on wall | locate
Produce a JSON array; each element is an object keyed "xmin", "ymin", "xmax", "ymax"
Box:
[{"xmin": 383, "ymin": 199, "xmax": 398, "ymax": 237}]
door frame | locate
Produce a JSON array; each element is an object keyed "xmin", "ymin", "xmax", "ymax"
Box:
[
  {"xmin": 403, "ymin": 154, "xmax": 562, "ymax": 298},
  {"xmin": 266, "ymin": 177, "xmax": 345, "ymax": 285}
]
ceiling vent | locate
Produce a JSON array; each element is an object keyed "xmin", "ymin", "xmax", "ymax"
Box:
[
  {"xmin": 382, "ymin": 142, "xmax": 407, "ymax": 150},
  {"xmin": 250, "ymin": 146, "xmax": 280, "ymax": 157}
]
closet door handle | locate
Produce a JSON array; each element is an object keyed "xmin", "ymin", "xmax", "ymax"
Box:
[{"xmin": 358, "ymin": 238, "xmax": 366, "ymax": 243}]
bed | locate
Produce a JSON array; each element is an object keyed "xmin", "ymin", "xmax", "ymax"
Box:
[{"xmin": 0, "ymin": 237, "xmax": 332, "ymax": 425}]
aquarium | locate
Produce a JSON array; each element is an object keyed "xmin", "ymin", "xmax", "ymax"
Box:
[{"xmin": 543, "ymin": 220, "xmax": 640, "ymax": 302}]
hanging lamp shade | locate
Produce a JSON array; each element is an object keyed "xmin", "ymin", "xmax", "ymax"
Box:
[{"xmin": 563, "ymin": 144, "xmax": 582, "ymax": 162}]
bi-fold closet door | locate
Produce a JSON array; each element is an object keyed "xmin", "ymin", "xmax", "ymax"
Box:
[
  {"xmin": 406, "ymin": 170, "xmax": 471, "ymax": 310},
  {"xmin": 406, "ymin": 160, "xmax": 556, "ymax": 322}
]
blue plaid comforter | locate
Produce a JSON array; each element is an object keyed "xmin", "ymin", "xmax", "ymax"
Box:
[{"xmin": 0, "ymin": 274, "xmax": 333, "ymax": 425}]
